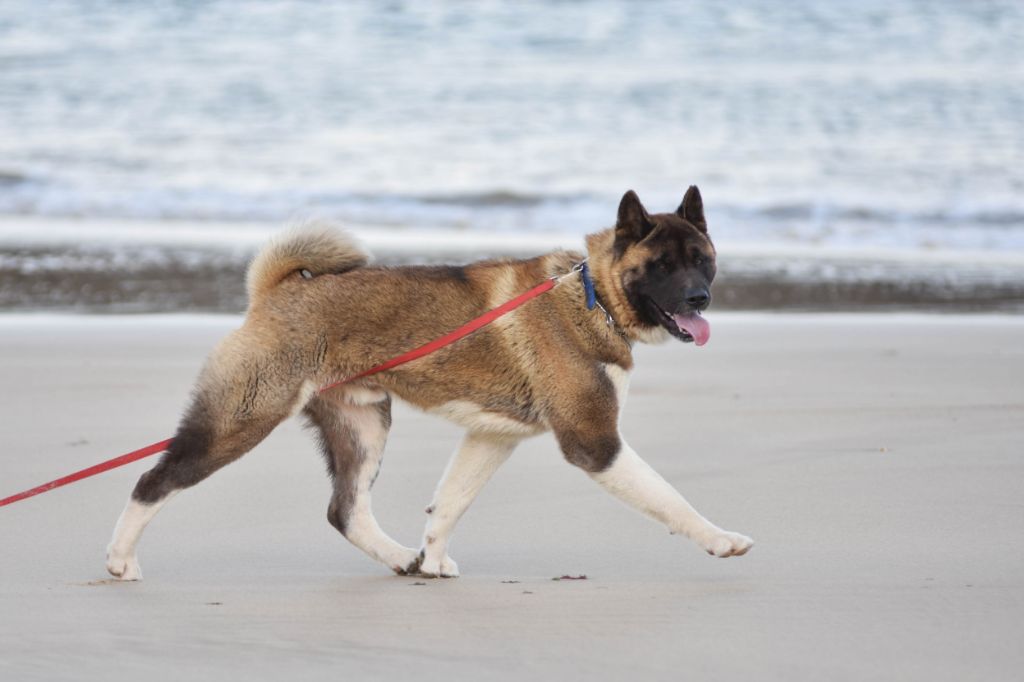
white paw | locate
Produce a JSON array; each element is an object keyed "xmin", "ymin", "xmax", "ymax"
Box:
[
  {"xmin": 418, "ymin": 553, "xmax": 460, "ymax": 578},
  {"xmin": 698, "ymin": 530, "xmax": 754, "ymax": 558},
  {"xmin": 106, "ymin": 549, "xmax": 143, "ymax": 580},
  {"xmin": 387, "ymin": 547, "xmax": 422, "ymax": 576}
]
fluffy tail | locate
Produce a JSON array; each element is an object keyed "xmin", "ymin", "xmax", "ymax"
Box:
[{"xmin": 246, "ymin": 220, "xmax": 369, "ymax": 308}]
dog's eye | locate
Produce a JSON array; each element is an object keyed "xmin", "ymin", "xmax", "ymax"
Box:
[{"xmin": 693, "ymin": 254, "xmax": 705, "ymax": 266}]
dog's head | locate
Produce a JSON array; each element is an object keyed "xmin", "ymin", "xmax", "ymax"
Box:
[{"xmin": 611, "ymin": 186, "xmax": 716, "ymax": 345}]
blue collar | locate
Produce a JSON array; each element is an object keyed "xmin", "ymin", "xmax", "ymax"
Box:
[
  {"xmin": 580, "ymin": 261, "xmax": 597, "ymax": 310},
  {"xmin": 576, "ymin": 260, "xmax": 624, "ymax": 339}
]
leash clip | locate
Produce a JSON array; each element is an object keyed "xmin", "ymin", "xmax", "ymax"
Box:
[{"xmin": 550, "ymin": 258, "xmax": 588, "ymax": 286}]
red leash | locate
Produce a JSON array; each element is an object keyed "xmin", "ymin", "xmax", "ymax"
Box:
[
  {"xmin": 0, "ymin": 439, "xmax": 173, "ymax": 509},
  {"xmin": 0, "ymin": 276, "xmax": 563, "ymax": 509}
]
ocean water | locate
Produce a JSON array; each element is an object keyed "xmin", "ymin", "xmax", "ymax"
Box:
[{"xmin": 1, "ymin": 0, "xmax": 1023, "ymax": 253}]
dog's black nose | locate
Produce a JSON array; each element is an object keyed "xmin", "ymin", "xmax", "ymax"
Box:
[{"xmin": 684, "ymin": 288, "xmax": 710, "ymax": 310}]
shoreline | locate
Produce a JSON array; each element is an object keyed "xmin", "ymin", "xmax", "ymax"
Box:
[
  {"xmin": 3, "ymin": 310, "xmax": 1024, "ymax": 325},
  {"xmin": 3, "ymin": 253, "xmax": 1022, "ymax": 314},
  {"xmin": 3, "ymin": 216, "xmax": 1024, "ymax": 314}
]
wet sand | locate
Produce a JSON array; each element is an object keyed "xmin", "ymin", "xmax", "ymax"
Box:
[
  {"xmin": 6, "ymin": 243, "xmax": 1024, "ymax": 313},
  {"xmin": 0, "ymin": 314, "xmax": 1022, "ymax": 680},
  {"xmin": 3, "ymin": 217, "xmax": 1024, "ymax": 313}
]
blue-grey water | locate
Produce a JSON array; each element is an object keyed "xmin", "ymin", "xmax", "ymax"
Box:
[{"xmin": 1, "ymin": 0, "xmax": 1022, "ymax": 252}]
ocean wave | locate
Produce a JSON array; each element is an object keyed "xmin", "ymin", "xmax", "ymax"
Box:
[
  {"xmin": 728, "ymin": 202, "xmax": 1024, "ymax": 227},
  {"xmin": 1, "ymin": 181, "xmax": 1023, "ymax": 252},
  {"xmin": 0, "ymin": 170, "xmax": 30, "ymax": 186},
  {"xmin": 2, "ymin": 0, "xmax": 1022, "ymax": 253},
  {"xmin": 413, "ymin": 190, "xmax": 588, "ymax": 207}
]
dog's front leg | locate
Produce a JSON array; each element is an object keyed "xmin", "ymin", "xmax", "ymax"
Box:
[
  {"xmin": 549, "ymin": 365, "xmax": 752, "ymax": 559},
  {"xmin": 589, "ymin": 441, "xmax": 753, "ymax": 557},
  {"xmin": 415, "ymin": 431, "xmax": 519, "ymax": 577}
]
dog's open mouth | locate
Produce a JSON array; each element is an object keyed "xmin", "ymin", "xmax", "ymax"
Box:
[{"xmin": 656, "ymin": 305, "xmax": 710, "ymax": 346}]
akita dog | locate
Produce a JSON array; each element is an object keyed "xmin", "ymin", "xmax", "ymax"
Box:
[{"xmin": 106, "ymin": 186, "xmax": 753, "ymax": 580}]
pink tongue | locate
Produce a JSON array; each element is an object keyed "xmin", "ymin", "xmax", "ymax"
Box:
[{"xmin": 672, "ymin": 312, "xmax": 710, "ymax": 346}]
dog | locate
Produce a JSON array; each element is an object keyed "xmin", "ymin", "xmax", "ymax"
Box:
[{"xmin": 105, "ymin": 186, "xmax": 753, "ymax": 580}]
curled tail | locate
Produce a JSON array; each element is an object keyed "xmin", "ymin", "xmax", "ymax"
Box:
[{"xmin": 246, "ymin": 220, "xmax": 369, "ymax": 308}]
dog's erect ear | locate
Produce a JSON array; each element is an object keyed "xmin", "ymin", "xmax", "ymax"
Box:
[
  {"xmin": 677, "ymin": 185, "xmax": 707, "ymax": 233},
  {"xmin": 616, "ymin": 190, "xmax": 655, "ymax": 245}
]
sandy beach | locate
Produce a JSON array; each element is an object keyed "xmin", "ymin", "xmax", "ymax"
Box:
[
  {"xmin": 3, "ymin": 1, "xmax": 1022, "ymax": 679},
  {"xmin": 0, "ymin": 313, "xmax": 1021, "ymax": 680}
]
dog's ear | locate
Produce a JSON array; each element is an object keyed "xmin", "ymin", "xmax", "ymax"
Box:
[
  {"xmin": 615, "ymin": 190, "xmax": 655, "ymax": 247},
  {"xmin": 677, "ymin": 185, "xmax": 707, "ymax": 233}
]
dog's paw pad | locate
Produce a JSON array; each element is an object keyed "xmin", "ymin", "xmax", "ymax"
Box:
[
  {"xmin": 106, "ymin": 552, "xmax": 142, "ymax": 581},
  {"xmin": 701, "ymin": 531, "xmax": 754, "ymax": 558}
]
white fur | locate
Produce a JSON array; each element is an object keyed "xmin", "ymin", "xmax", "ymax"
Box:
[
  {"xmin": 631, "ymin": 325, "xmax": 671, "ymax": 345},
  {"xmin": 430, "ymin": 400, "xmax": 543, "ymax": 437},
  {"xmin": 287, "ymin": 379, "xmax": 320, "ymax": 417},
  {"xmin": 603, "ymin": 362, "xmax": 631, "ymax": 408},
  {"xmin": 596, "ymin": 363, "xmax": 752, "ymax": 557},
  {"xmin": 106, "ymin": 491, "xmax": 177, "ymax": 580},
  {"xmin": 336, "ymin": 402, "xmax": 419, "ymax": 573},
  {"xmin": 590, "ymin": 443, "xmax": 753, "ymax": 557},
  {"xmin": 418, "ymin": 432, "xmax": 519, "ymax": 577},
  {"xmin": 339, "ymin": 384, "xmax": 389, "ymax": 406}
]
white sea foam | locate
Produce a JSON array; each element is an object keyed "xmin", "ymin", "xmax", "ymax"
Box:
[
  {"xmin": 0, "ymin": 1, "xmax": 1022, "ymax": 256},
  {"xmin": 4, "ymin": 217, "xmax": 1024, "ymax": 272},
  {"xmin": 0, "ymin": 217, "xmax": 581, "ymax": 258}
]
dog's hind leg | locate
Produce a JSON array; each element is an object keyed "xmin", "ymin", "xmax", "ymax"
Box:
[
  {"xmin": 416, "ymin": 432, "xmax": 519, "ymax": 578},
  {"xmin": 106, "ymin": 338, "xmax": 315, "ymax": 580},
  {"xmin": 106, "ymin": 400, "xmax": 296, "ymax": 580},
  {"xmin": 305, "ymin": 390, "xmax": 419, "ymax": 575}
]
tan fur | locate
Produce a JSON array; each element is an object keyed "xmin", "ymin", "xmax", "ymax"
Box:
[
  {"xmin": 237, "ymin": 241, "xmax": 634, "ymax": 427},
  {"xmin": 109, "ymin": 191, "xmax": 755, "ymax": 580},
  {"xmin": 245, "ymin": 220, "xmax": 369, "ymax": 309}
]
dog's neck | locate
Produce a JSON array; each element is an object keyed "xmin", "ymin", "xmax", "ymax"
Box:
[{"xmin": 585, "ymin": 229, "xmax": 667, "ymax": 345}]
